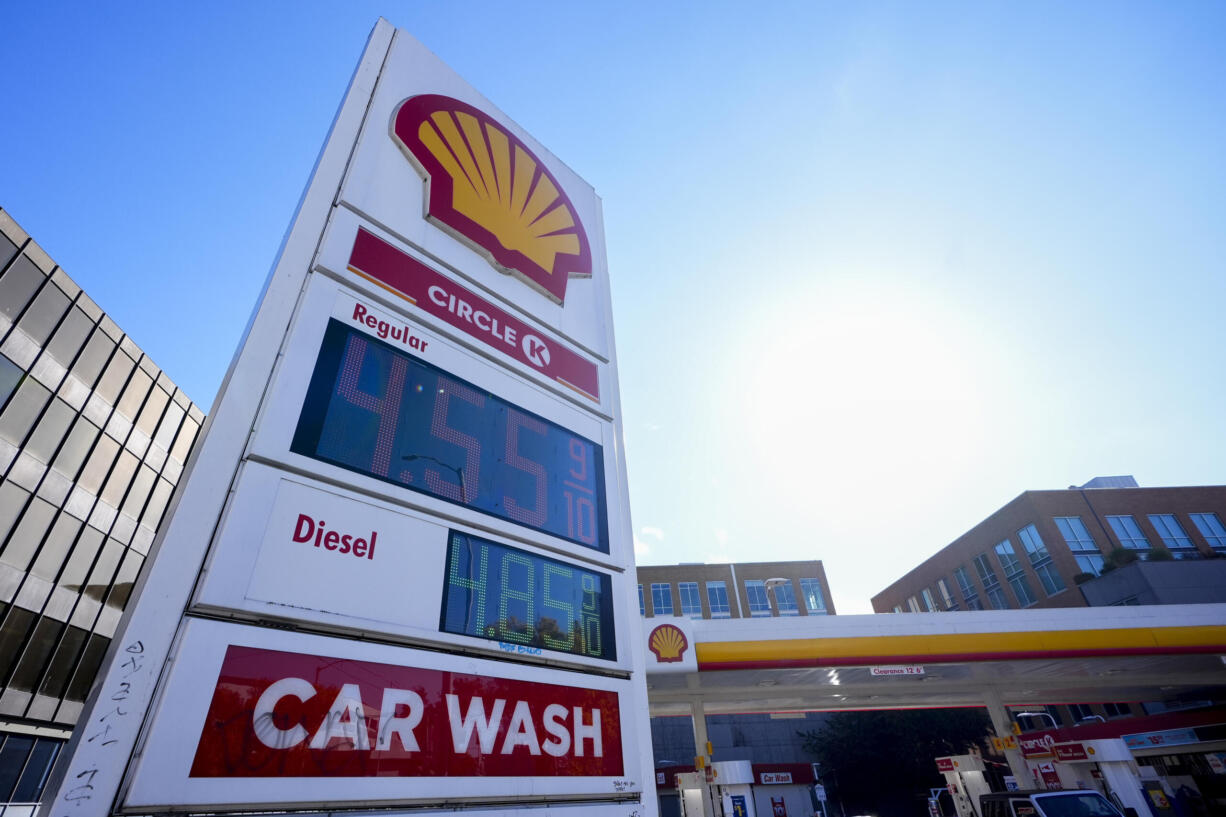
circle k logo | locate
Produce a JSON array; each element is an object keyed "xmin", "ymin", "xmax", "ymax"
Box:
[{"xmin": 521, "ymin": 334, "xmax": 550, "ymax": 368}]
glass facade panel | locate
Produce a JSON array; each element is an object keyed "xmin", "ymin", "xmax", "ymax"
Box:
[
  {"xmin": 70, "ymin": 330, "xmax": 114, "ymax": 388},
  {"xmin": 637, "ymin": 584, "xmax": 644, "ymax": 616},
  {"xmin": 678, "ymin": 581, "xmax": 702, "ymax": 618},
  {"xmin": 17, "ymin": 282, "xmax": 71, "ymax": 346},
  {"xmin": 706, "ymin": 581, "xmax": 731, "ymax": 618},
  {"xmin": 45, "ymin": 306, "xmax": 93, "ymax": 367},
  {"xmin": 95, "ymin": 351, "xmax": 135, "ymax": 405},
  {"xmin": 1106, "ymin": 515, "xmax": 1149, "ymax": 550},
  {"xmin": 0, "ymin": 255, "xmax": 46, "ymax": 322},
  {"xmin": 745, "ymin": 580, "xmax": 771, "ymax": 616},
  {"xmin": 800, "ymin": 578, "xmax": 826, "ymax": 614},
  {"xmin": 1190, "ymin": 513, "xmax": 1226, "ymax": 552},
  {"xmin": 1147, "ymin": 514, "xmax": 1197, "ymax": 556},
  {"xmin": 0, "ymin": 355, "xmax": 22, "ymax": 410},
  {"xmin": 650, "ymin": 583, "xmax": 673, "ymax": 616},
  {"xmin": 25, "ymin": 398, "xmax": 74, "ymax": 464},
  {"xmin": 0, "ymin": 378, "xmax": 52, "ymax": 447}
]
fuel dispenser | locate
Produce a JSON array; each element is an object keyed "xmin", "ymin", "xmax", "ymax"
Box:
[{"xmin": 937, "ymin": 754, "xmax": 992, "ymax": 817}]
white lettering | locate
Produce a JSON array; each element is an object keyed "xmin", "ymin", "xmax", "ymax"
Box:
[
  {"xmin": 252, "ymin": 677, "xmax": 315, "ymax": 750},
  {"xmin": 428, "ymin": 285, "xmax": 448, "ymax": 308},
  {"xmin": 309, "ymin": 683, "xmax": 370, "ymax": 751},
  {"xmin": 500, "ymin": 700, "xmax": 542, "ymax": 755},
  {"xmin": 573, "ymin": 706, "xmax": 602, "ymax": 757},
  {"xmin": 375, "ymin": 687, "xmax": 424, "ymax": 752},
  {"xmin": 542, "ymin": 702, "xmax": 571, "ymax": 757},
  {"xmin": 447, "ymin": 694, "xmax": 505, "ymax": 754}
]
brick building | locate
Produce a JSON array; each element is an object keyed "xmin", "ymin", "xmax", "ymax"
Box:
[
  {"xmin": 636, "ymin": 559, "xmax": 835, "ymax": 620},
  {"xmin": 872, "ymin": 476, "xmax": 1226, "ymax": 614}
]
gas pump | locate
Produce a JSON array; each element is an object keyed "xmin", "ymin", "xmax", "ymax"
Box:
[
  {"xmin": 677, "ymin": 771, "xmax": 719, "ymax": 817},
  {"xmin": 936, "ymin": 755, "xmax": 992, "ymax": 817}
]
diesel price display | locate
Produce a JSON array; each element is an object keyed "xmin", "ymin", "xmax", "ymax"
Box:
[
  {"xmin": 441, "ymin": 531, "xmax": 615, "ymax": 661},
  {"xmin": 292, "ymin": 320, "xmax": 608, "ymax": 551}
]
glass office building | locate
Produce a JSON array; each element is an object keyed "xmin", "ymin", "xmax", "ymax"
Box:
[{"xmin": 0, "ymin": 209, "xmax": 202, "ymax": 813}]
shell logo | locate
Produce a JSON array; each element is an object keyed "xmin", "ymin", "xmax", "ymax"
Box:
[
  {"xmin": 648, "ymin": 624, "xmax": 689, "ymax": 663},
  {"xmin": 392, "ymin": 94, "xmax": 592, "ymax": 305}
]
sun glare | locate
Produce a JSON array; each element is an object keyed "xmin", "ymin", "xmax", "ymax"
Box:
[{"xmin": 728, "ymin": 287, "xmax": 990, "ymax": 513}]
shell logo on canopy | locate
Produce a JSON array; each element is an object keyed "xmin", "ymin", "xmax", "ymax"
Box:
[
  {"xmin": 649, "ymin": 623, "xmax": 689, "ymax": 663},
  {"xmin": 392, "ymin": 94, "xmax": 592, "ymax": 305}
]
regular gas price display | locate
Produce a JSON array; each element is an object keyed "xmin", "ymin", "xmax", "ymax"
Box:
[
  {"xmin": 441, "ymin": 531, "xmax": 615, "ymax": 661},
  {"xmin": 293, "ymin": 320, "xmax": 608, "ymax": 551}
]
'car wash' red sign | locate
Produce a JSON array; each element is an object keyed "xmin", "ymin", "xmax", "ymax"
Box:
[{"xmin": 190, "ymin": 646, "xmax": 623, "ymax": 778}]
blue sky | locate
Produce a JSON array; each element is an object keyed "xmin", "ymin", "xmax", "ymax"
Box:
[{"xmin": 4, "ymin": 2, "xmax": 1224, "ymax": 612}]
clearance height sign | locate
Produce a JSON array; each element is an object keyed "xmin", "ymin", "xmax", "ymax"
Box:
[{"xmin": 43, "ymin": 21, "xmax": 652, "ymax": 817}]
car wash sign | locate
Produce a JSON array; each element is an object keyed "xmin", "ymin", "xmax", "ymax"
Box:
[{"xmin": 43, "ymin": 21, "xmax": 650, "ymax": 817}]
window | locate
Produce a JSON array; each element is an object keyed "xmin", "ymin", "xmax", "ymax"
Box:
[
  {"xmin": 745, "ymin": 580, "xmax": 771, "ymax": 616},
  {"xmin": 800, "ymin": 578, "xmax": 826, "ymax": 614},
  {"xmin": 774, "ymin": 582, "xmax": 799, "ymax": 615},
  {"xmin": 706, "ymin": 581, "xmax": 731, "ymax": 618},
  {"xmin": 1106, "ymin": 515, "xmax": 1149, "ymax": 550},
  {"xmin": 1055, "ymin": 516, "xmax": 1104, "ymax": 576},
  {"xmin": 0, "ymin": 733, "xmax": 64, "ymax": 804},
  {"xmin": 1147, "ymin": 514, "xmax": 1198, "ymax": 558},
  {"xmin": 973, "ymin": 553, "xmax": 1010, "ymax": 610},
  {"xmin": 1067, "ymin": 703, "xmax": 1095, "ymax": 722},
  {"xmin": 892, "ymin": 605, "xmax": 903, "ymax": 613},
  {"xmin": 0, "ymin": 355, "xmax": 22, "ymax": 412},
  {"xmin": 1018, "ymin": 523, "xmax": 1066, "ymax": 595},
  {"xmin": 638, "ymin": 584, "xmax": 645, "ymax": 616},
  {"xmin": 651, "ymin": 583, "xmax": 673, "ymax": 616},
  {"xmin": 953, "ymin": 565, "xmax": 982, "ymax": 610},
  {"xmin": 679, "ymin": 581, "xmax": 702, "ymax": 618},
  {"xmin": 1190, "ymin": 513, "xmax": 1226, "ymax": 553},
  {"xmin": 994, "ymin": 540, "xmax": 1036, "ymax": 607},
  {"xmin": 907, "ymin": 596, "xmax": 921, "ymax": 613},
  {"xmin": 937, "ymin": 578, "xmax": 957, "ymax": 610},
  {"xmin": 1102, "ymin": 702, "xmax": 1130, "ymax": 718},
  {"xmin": 921, "ymin": 588, "xmax": 937, "ymax": 612}
]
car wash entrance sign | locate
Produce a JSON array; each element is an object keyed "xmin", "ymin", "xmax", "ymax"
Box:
[{"xmin": 43, "ymin": 21, "xmax": 651, "ymax": 817}]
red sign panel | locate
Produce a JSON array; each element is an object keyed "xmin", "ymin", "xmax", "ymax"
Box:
[
  {"xmin": 1052, "ymin": 743, "xmax": 1088, "ymax": 761},
  {"xmin": 190, "ymin": 646, "xmax": 623, "ymax": 778},
  {"xmin": 935, "ymin": 757, "xmax": 956, "ymax": 772},
  {"xmin": 347, "ymin": 227, "xmax": 599, "ymax": 401}
]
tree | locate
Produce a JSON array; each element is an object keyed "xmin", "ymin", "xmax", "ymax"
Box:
[
  {"xmin": 1099, "ymin": 546, "xmax": 1139, "ymax": 574},
  {"xmin": 801, "ymin": 708, "xmax": 991, "ymax": 817}
]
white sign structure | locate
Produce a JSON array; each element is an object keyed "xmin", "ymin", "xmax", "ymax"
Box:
[{"xmin": 41, "ymin": 20, "xmax": 653, "ymax": 817}]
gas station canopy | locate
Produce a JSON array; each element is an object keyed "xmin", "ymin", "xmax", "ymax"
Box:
[{"xmin": 645, "ymin": 604, "xmax": 1226, "ymax": 716}]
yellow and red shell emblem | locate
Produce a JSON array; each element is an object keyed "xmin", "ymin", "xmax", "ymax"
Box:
[
  {"xmin": 648, "ymin": 624, "xmax": 689, "ymax": 663},
  {"xmin": 392, "ymin": 94, "xmax": 591, "ymax": 305}
]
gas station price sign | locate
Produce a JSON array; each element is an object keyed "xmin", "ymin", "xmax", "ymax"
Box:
[
  {"xmin": 441, "ymin": 531, "xmax": 615, "ymax": 661},
  {"xmin": 292, "ymin": 320, "xmax": 608, "ymax": 551}
]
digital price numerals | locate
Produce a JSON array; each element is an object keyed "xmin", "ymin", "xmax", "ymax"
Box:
[
  {"xmin": 441, "ymin": 532, "xmax": 615, "ymax": 661},
  {"xmin": 292, "ymin": 321, "xmax": 608, "ymax": 551}
]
